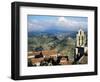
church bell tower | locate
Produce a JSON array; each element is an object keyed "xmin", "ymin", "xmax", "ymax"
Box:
[{"xmin": 76, "ymin": 29, "xmax": 86, "ymax": 47}]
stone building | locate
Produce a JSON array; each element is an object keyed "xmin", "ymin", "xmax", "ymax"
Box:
[{"xmin": 74, "ymin": 28, "xmax": 88, "ymax": 64}]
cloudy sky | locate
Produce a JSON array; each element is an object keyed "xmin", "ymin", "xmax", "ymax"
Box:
[{"xmin": 28, "ymin": 15, "xmax": 88, "ymax": 32}]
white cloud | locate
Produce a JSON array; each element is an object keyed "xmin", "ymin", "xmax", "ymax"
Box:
[
  {"xmin": 58, "ymin": 17, "xmax": 67, "ymax": 23},
  {"xmin": 57, "ymin": 17, "xmax": 87, "ymax": 31},
  {"xmin": 58, "ymin": 17, "xmax": 78, "ymax": 27},
  {"xmin": 28, "ymin": 18, "xmax": 58, "ymax": 32},
  {"xmin": 28, "ymin": 20, "xmax": 45, "ymax": 32}
]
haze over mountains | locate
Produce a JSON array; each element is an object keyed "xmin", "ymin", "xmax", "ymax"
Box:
[{"xmin": 28, "ymin": 16, "xmax": 87, "ymax": 32}]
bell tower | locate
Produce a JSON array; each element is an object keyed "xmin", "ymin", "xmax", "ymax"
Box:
[
  {"xmin": 76, "ymin": 28, "xmax": 86, "ymax": 47},
  {"xmin": 74, "ymin": 28, "xmax": 87, "ymax": 63}
]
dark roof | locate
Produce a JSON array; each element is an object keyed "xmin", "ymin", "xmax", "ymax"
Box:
[{"xmin": 35, "ymin": 47, "xmax": 44, "ymax": 51}]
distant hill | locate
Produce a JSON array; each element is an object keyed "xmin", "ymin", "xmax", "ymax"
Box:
[{"xmin": 28, "ymin": 30, "xmax": 79, "ymax": 38}]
